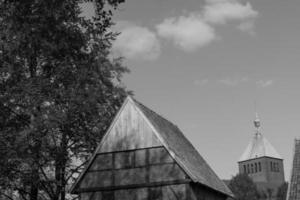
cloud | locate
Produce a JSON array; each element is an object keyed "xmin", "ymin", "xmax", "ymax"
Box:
[
  {"xmin": 112, "ymin": 22, "xmax": 161, "ymax": 61},
  {"xmin": 156, "ymin": 14, "xmax": 216, "ymax": 52},
  {"xmin": 155, "ymin": 0, "xmax": 258, "ymax": 51},
  {"xmin": 218, "ymin": 77, "xmax": 248, "ymax": 86},
  {"xmin": 238, "ymin": 20, "xmax": 256, "ymax": 35},
  {"xmin": 194, "ymin": 79, "xmax": 209, "ymax": 86},
  {"xmin": 256, "ymin": 80, "xmax": 273, "ymax": 88},
  {"xmin": 204, "ymin": 0, "xmax": 258, "ymax": 25}
]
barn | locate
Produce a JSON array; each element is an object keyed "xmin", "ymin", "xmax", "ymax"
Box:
[{"xmin": 70, "ymin": 96, "xmax": 234, "ymax": 200}]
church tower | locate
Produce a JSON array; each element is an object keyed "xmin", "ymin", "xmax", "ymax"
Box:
[{"xmin": 238, "ymin": 114, "xmax": 285, "ymax": 195}]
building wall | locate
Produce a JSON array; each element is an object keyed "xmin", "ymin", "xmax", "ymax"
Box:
[
  {"xmin": 189, "ymin": 183, "xmax": 227, "ymax": 200},
  {"xmin": 238, "ymin": 157, "xmax": 284, "ymax": 196},
  {"xmin": 77, "ymin": 146, "xmax": 189, "ymax": 191},
  {"xmin": 79, "ymin": 183, "xmax": 228, "ymax": 200}
]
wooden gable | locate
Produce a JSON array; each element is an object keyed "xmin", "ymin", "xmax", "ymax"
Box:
[
  {"xmin": 97, "ymin": 98, "xmax": 161, "ymax": 153},
  {"xmin": 72, "ymin": 97, "xmax": 190, "ymax": 195}
]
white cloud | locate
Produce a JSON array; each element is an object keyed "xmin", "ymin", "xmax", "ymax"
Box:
[
  {"xmin": 256, "ymin": 80, "xmax": 273, "ymax": 88},
  {"xmin": 218, "ymin": 77, "xmax": 248, "ymax": 86},
  {"xmin": 204, "ymin": 0, "xmax": 258, "ymax": 25},
  {"xmin": 156, "ymin": 14, "xmax": 217, "ymax": 52},
  {"xmin": 238, "ymin": 20, "xmax": 256, "ymax": 35},
  {"xmin": 155, "ymin": 0, "xmax": 258, "ymax": 52},
  {"xmin": 112, "ymin": 22, "xmax": 161, "ymax": 61},
  {"xmin": 194, "ymin": 79, "xmax": 209, "ymax": 86}
]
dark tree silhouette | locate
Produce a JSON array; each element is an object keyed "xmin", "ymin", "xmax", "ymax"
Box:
[
  {"xmin": 0, "ymin": 1, "xmax": 129, "ymax": 200},
  {"xmin": 228, "ymin": 174, "xmax": 260, "ymax": 200},
  {"xmin": 276, "ymin": 182, "xmax": 288, "ymax": 200}
]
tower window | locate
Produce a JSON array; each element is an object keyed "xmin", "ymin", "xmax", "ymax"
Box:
[
  {"xmin": 251, "ymin": 164, "xmax": 254, "ymax": 173},
  {"xmin": 247, "ymin": 164, "xmax": 250, "ymax": 173},
  {"xmin": 270, "ymin": 162, "xmax": 273, "ymax": 171},
  {"xmin": 275, "ymin": 163, "xmax": 279, "ymax": 172},
  {"xmin": 244, "ymin": 165, "xmax": 247, "ymax": 174},
  {"xmin": 255, "ymin": 163, "xmax": 257, "ymax": 173},
  {"xmin": 258, "ymin": 162, "xmax": 261, "ymax": 172}
]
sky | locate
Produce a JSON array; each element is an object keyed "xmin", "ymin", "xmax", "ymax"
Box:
[{"xmin": 83, "ymin": 0, "xmax": 300, "ymax": 180}]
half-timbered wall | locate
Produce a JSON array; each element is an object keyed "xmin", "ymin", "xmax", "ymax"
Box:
[
  {"xmin": 80, "ymin": 184, "xmax": 187, "ymax": 200},
  {"xmin": 79, "ymin": 183, "xmax": 228, "ymax": 200},
  {"xmin": 78, "ymin": 146, "xmax": 189, "ymax": 191}
]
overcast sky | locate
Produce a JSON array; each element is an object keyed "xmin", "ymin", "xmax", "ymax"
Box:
[{"xmin": 83, "ymin": 0, "xmax": 300, "ymax": 180}]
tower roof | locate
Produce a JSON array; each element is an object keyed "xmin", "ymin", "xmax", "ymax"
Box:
[{"xmin": 239, "ymin": 115, "xmax": 282, "ymax": 162}]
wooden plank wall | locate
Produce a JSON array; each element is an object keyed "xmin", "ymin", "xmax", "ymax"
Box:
[
  {"xmin": 80, "ymin": 183, "xmax": 228, "ymax": 200},
  {"xmin": 80, "ymin": 184, "xmax": 187, "ymax": 200},
  {"xmin": 78, "ymin": 147, "xmax": 188, "ymax": 190},
  {"xmin": 98, "ymin": 101, "xmax": 161, "ymax": 153},
  {"xmin": 189, "ymin": 183, "xmax": 227, "ymax": 200}
]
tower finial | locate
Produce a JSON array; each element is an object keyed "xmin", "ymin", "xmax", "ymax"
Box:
[{"xmin": 254, "ymin": 112, "xmax": 261, "ymax": 131}]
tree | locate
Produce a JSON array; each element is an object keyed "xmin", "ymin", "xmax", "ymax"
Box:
[
  {"xmin": 0, "ymin": 1, "xmax": 129, "ymax": 200},
  {"xmin": 228, "ymin": 174, "xmax": 260, "ymax": 200},
  {"xmin": 276, "ymin": 182, "xmax": 288, "ymax": 200}
]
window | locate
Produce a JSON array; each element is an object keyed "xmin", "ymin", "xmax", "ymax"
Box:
[
  {"xmin": 251, "ymin": 164, "xmax": 254, "ymax": 173},
  {"xmin": 244, "ymin": 165, "xmax": 247, "ymax": 174},
  {"xmin": 247, "ymin": 164, "xmax": 250, "ymax": 173},
  {"xmin": 270, "ymin": 162, "xmax": 273, "ymax": 171},
  {"xmin": 258, "ymin": 162, "xmax": 261, "ymax": 172},
  {"xmin": 255, "ymin": 163, "xmax": 257, "ymax": 173}
]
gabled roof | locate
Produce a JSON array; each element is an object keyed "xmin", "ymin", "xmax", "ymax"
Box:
[
  {"xmin": 70, "ymin": 96, "xmax": 233, "ymax": 197},
  {"xmin": 133, "ymin": 98, "xmax": 233, "ymax": 197},
  {"xmin": 239, "ymin": 132, "xmax": 282, "ymax": 162}
]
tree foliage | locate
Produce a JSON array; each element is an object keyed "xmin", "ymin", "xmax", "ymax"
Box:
[
  {"xmin": 0, "ymin": 0, "xmax": 128, "ymax": 200},
  {"xmin": 276, "ymin": 182, "xmax": 288, "ymax": 200},
  {"xmin": 228, "ymin": 174, "xmax": 260, "ymax": 200}
]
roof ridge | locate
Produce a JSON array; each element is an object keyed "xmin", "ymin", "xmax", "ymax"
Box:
[{"xmin": 132, "ymin": 98, "xmax": 180, "ymax": 130}]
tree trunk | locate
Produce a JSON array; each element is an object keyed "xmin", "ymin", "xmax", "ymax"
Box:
[
  {"xmin": 30, "ymin": 166, "xmax": 39, "ymax": 200},
  {"xmin": 54, "ymin": 130, "xmax": 68, "ymax": 200}
]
